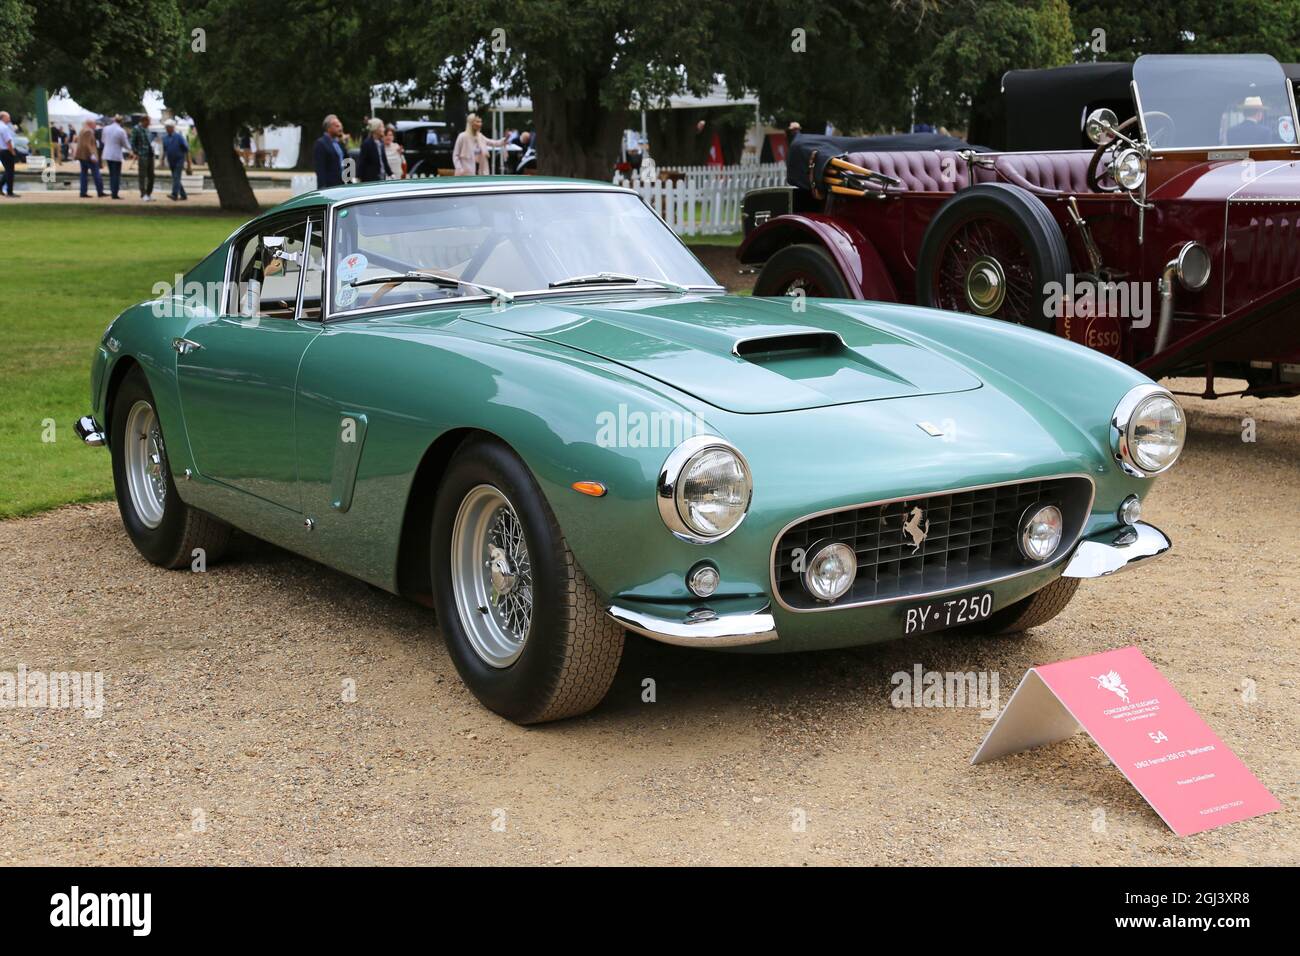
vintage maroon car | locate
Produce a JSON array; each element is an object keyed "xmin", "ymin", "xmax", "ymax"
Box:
[{"xmin": 740, "ymin": 54, "xmax": 1300, "ymax": 398}]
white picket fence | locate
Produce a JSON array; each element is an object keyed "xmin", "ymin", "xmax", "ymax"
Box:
[{"xmin": 614, "ymin": 162, "xmax": 784, "ymax": 236}]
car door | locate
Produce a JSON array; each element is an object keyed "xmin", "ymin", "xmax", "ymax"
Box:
[{"xmin": 174, "ymin": 212, "xmax": 326, "ymax": 511}]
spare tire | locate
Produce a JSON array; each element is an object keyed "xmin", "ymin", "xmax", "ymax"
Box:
[{"xmin": 915, "ymin": 183, "xmax": 1071, "ymax": 332}]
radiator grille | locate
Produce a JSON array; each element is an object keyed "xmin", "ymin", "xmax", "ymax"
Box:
[{"xmin": 773, "ymin": 477, "xmax": 1092, "ymax": 610}]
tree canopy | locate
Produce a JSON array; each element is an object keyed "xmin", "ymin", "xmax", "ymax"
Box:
[{"xmin": 3, "ymin": 0, "xmax": 1298, "ymax": 210}]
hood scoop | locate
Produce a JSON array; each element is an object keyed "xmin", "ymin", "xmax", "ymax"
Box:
[{"xmin": 734, "ymin": 331, "xmax": 845, "ymax": 361}]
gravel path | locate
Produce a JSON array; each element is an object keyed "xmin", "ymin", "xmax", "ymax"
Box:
[{"xmin": 1, "ymin": 381, "xmax": 1295, "ymax": 865}]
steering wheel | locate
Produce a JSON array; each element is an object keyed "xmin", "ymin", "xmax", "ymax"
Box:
[
  {"xmin": 1142, "ymin": 111, "xmax": 1176, "ymax": 147},
  {"xmin": 1087, "ymin": 116, "xmax": 1140, "ymax": 193}
]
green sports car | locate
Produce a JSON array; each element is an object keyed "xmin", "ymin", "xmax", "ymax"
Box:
[{"xmin": 75, "ymin": 177, "xmax": 1184, "ymax": 723}]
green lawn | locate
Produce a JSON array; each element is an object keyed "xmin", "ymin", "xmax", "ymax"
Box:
[
  {"xmin": 1, "ymin": 206, "xmax": 247, "ymax": 517},
  {"xmin": 682, "ymin": 231, "xmax": 742, "ymax": 247}
]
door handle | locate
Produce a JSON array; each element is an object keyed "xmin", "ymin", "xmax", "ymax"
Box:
[{"xmin": 172, "ymin": 337, "xmax": 203, "ymax": 355}]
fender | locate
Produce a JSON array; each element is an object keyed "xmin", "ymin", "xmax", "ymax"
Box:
[{"xmin": 737, "ymin": 213, "xmax": 898, "ymax": 302}]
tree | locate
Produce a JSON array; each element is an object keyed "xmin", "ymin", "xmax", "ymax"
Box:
[
  {"xmin": 165, "ymin": 0, "xmax": 391, "ymax": 211},
  {"xmin": 11, "ymin": 0, "xmax": 180, "ymax": 113},
  {"xmin": 1069, "ymin": 0, "xmax": 1300, "ymax": 62},
  {"xmin": 0, "ymin": 0, "xmax": 34, "ymax": 87},
  {"xmin": 401, "ymin": 1, "xmax": 743, "ymax": 179}
]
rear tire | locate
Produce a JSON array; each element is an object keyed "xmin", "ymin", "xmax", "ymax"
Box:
[
  {"xmin": 110, "ymin": 366, "xmax": 232, "ymax": 569},
  {"xmin": 753, "ymin": 243, "xmax": 852, "ymax": 298},
  {"xmin": 979, "ymin": 576, "xmax": 1081, "ymax": 635},
  {"xmin": 431, "ymin": 436, "xmax": 624, "ymax": 724}
]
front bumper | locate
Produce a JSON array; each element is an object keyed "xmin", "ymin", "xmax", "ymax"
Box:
[
  {"xmin": 606, "ymin": 521, "xmax": 1170, "ymax": 649},
  {"xmin": 1061, "ymin": 521, "xmax": 1170, "ymax": 578},
  {"xmin": 74, "ymin": 415, "xmax": 105, "ymax": 447},
  {"xmin": 606, "ymin": 603, "xmax": 778, "ymax": 648}
]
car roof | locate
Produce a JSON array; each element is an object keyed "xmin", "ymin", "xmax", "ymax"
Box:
[{"xmin": 261, "ymin": 176, "xmax": 630, "ymax": 217}]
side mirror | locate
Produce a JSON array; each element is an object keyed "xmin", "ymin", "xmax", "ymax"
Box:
[{"xmin": 1085, "ymin": 108, "xmax": 1119, "ymax": 146}]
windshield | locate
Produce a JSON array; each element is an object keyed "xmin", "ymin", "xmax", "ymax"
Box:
[
  {"xmin": 1133, "ymin": 54, "xmax": 1298, "ymax": 149},
  {"xmin": 329, "ymin": 189, "xmax": 718, "ymax": 313}
]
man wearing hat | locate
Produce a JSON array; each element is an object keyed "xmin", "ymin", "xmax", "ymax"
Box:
[{"xmin": 1227, "ymin": 95, "xmax": 1272, "ymax": 146}]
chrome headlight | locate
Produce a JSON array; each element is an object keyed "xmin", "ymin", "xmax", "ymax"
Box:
[
  {"xmin": 1114, "ymin": 148, "xmax": 1147, "ymax": 190},
  {"xmin": 657, "ymin": 436, "xmax": 752, "ymax": 542},
  {"xmin": 1112, "ymin": 384, "xmax": 1186, "ymax": 476},
  {"xmin": 1175, "ymin": 241, "xmax": 1211, "ymax": 291}
]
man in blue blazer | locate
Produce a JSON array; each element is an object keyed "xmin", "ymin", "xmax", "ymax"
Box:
[{"xmin": 313, "ymin": 114, "xmax": 345, "ymax": 188}]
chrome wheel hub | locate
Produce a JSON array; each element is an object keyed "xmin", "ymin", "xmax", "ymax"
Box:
[
  {"xmin": 450, "ymin": 485, "xmax": 533, "ymax": 668},
  {"xmin": 124, "ymin": 400, "xmax": 167, "ymax": 528},
  {"xmin": 964, "ymin": 255, "xmax": 1007, "ymax": 315}
]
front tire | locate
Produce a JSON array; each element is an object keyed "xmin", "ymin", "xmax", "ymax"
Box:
[
  {"xmin": 979, "ymin": 576, "xmax": 1081, "ymax": 635},
  {"xmin": 431, "ymin": 436, "xmax": 624, "ymax": 724},
  {"xmin": 110, "ymin": 366, "xmax": 231, "ymax": 568},
  {"xmin": 915, "ymin": 183, "xmax": 1070, "ymax": 331}
]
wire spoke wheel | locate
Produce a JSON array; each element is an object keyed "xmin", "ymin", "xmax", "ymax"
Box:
[
  {"xmin": 124, "ymin": 399, "xmax": 168, "ymax": 529},
  {"xmin": 933, "ymin": 217, "xmax": 1038, "ymax": 325},
  {"xmin": 450, "ymin": 484, "xmax": 534, "ymax": 668}
]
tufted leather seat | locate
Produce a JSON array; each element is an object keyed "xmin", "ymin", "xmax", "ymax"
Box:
[
  {"xmin": 839, "ymin": 149, "xmax": 1098, "ymax": 195},
  {"xmin": 992, "ymin": 151, "xmax": 1096, "ymax": 194},
  {"xmin": 843, "ymin": 150, "xmax": 972, "ymax": 192}
]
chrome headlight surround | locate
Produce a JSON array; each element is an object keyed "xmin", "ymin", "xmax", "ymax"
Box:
[
  {"xmin": 1174, "ymin": 241, "xmax": 1211, "ymax": 292},
  {"xmin": 1114, "ymin": 148, "xmax": 1147, "ymax": 191},
  {"xmin": 1111, "ymin": 383, "xmax": 1186, "ymax": 477},
  {"xmin": 657, "ymin": 435, "xmax": 753, "ymax": 543}
]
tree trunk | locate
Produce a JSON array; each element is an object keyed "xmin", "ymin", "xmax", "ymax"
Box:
[
  {"xmin": 528, "ymin": 75, "xmax": 625, "ymax": 181},
  {"xmin": 189, "ymin": 106, "xmax": 259, "ymax": 213}
]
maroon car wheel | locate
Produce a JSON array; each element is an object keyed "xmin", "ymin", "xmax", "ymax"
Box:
[
  {"xmin": 916, "ymin": 183, "xmax": 1070, "ymax": 332},
  {"xmin": 753, "ymin": 243, "xmax": 852, "ymax": 299}
]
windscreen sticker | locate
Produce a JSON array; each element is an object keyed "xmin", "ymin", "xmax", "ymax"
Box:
[
  {"xmin": 337, "ymin": 253, "xmax": 368, "ymax": 284},
  {"xmin": 1279, "ymin": 116, "xmax": 1295, "ymax": 144},
  {"xmin": 335, "ymin": 285, "xmax": 358, "ymax": 308}
]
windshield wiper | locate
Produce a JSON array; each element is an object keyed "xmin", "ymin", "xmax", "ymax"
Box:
[
  {"xmin": 350, "ymin": 270, "xmax": 514, "ymax": 304},
  {"xmin": 548, "ymin": 272, "xmax": 689, "ymax": 293}
]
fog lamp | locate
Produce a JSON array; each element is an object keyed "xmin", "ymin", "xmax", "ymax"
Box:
[
  {"xmin": 803, "ymin": 542, "xmax": 857, "ymax": 603},
  {"xmin": 1019, "ymin": 505, "xmax": 1064, "ymax": 562}
]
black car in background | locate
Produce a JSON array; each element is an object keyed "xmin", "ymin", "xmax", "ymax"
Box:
[{"xmin": 393, "ymin": 120, "xmax": 454, "ymax": 177}]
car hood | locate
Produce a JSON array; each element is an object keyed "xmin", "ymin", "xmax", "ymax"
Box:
[{"xmin": 463, "ymin": 293, "xmax": 982, "ymax": 413}]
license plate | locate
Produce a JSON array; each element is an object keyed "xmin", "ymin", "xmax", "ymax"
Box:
[{"xmin": 903, "ymin": 590, "xmax": 994, "ymax": 636}]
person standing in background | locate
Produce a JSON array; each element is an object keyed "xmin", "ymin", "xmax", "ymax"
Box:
[
  {"xmin": 452, "ymin": 114, "xmax": 512, "ymax": 176},
  {"xmin": 313, "ymin": 114, "xmax": 344, "ymax": 187},
  {"xmin": 75, "ymin": 118, "xmax": 105, "ymax": 197},
  {"xmin": 130, "ymin": 116, "xmax": 154, "ymax": 201},
  {"xmin": 101, "ymin": 114, "xmax": 129, "ymax": 199},
  {"xmin": 383, "ymin": 126, "xmax": 405, "ymax": 179},
  {"xmin": 357, "ymin": 118, "xmax": 391, "ymax": 182},
  {"xmin": 162, "ymin": 120, "xmax": 191, "ymax": 200},
  {"xmin": 0, "ymin": 111, "xmax": 17, "ymax": 197}
]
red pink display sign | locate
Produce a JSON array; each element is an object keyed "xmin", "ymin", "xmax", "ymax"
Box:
[{"xmin": 972, "ymin": 646, "xmax": 1280, "ymax": 835}]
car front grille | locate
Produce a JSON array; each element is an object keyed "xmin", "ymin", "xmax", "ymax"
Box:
[{"xmin": 772, "ymin": 476, "xmax": 1093, "ymax": 611}]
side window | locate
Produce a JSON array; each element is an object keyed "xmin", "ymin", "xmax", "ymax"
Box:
[{"xmin": 228, "ymin": 218, "xmax": 309, "ymax": 319}]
